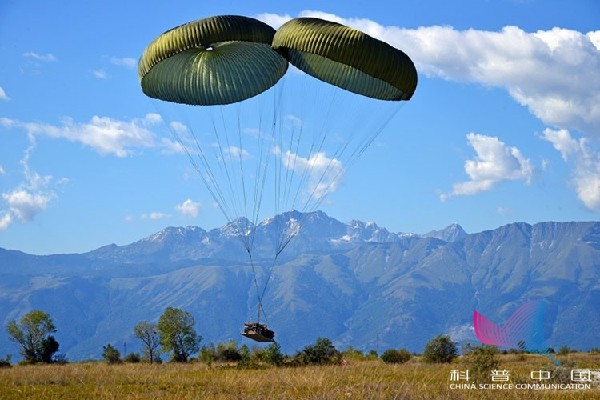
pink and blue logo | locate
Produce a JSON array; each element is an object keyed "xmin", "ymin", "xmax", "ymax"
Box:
[{"xmin": 474, "ymin": 300, "xmax": 560, "ymax": 365}]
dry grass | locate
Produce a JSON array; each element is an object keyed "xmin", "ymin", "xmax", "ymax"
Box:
[{"xmin": 0, "ymin": 354, "xmax": 598, "ymax": 399}]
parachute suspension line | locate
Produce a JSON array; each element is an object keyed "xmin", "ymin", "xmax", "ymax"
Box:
[
  {"xmin": 235, "ymin": 105, "xmax": 252, "ymax": 251},
  {"xmin": 289, "ymin": 84, "xmax": 339, "ymax": 213},
  {"xmin": 246, "ymin": 249, "xmax": 266, "ymax": 324},
  {"xmin": 209, "ymin": 108, "xmax": 250, "ymax": 250},
  {"xmin": 306, "ymin": 101, "xmax": 405, "ymax": 213},
  {"xmin": 164, "ymin": 120, "xmax": 233, "ymax": 224}
]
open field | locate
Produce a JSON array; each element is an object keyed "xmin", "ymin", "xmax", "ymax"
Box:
[{"xmin": 0, "ymin": 354, "xmax": 598, "ymax": 399}]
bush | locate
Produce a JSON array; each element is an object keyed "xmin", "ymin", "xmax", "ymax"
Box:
[
  {"xmin": 463, "ymin": 345, "xmax": 500, "ymax": 379},
  {"xmin": 0, "ymin": 354, "xmax": 11, "ymax": 368},
  {"xmin": 263, "ymin": 342, "xmax": 285, "ymax": 366},
  {"xmin": 381, "ymin": 349, "xmax": 411, "ymax": 364},
  {"xmin": 216, "ymin": 340, "xmax": 242, "ymax": 362},
  {"xmin": 102, "ymin": 344, "xmax": 121, "ymax": 364},
  {"xmin": 199, "ymin": 343, "xmax": 217, "ymax": 364},
  {"xmin": 423, "ymin": 334, "xmax": 458, "ymax": 363},
  {"xmin": 558, "ymin": 346, "xmax": 577, "ymax": 355},
  {"xmin": 294, "ymin": 338, "xmax": 341, "ymax": 366},
  {"xmin": 124, "ymin": 352, "xmax": 141, "ymax": 363}
]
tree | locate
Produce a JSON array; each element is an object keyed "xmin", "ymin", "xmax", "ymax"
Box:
[
  {"xmin": 134, "ymin": 321, "xmax": 161, "ymax": 364},
  {"xmin": 102, "ymin": 344, "xmax": 121, "ymax": 364},
  {"xmin": 264, "ymin": 342, "xmax": 285, "ymax": 366},
  {"xmin": 423, "ymin": 334, "xmax": 458, "ymax": 363},
  {"xmin": 157, "ymin": 307, "xmax": 201, "ymax": 362},
  {"xmin": 40, "ymin": 336, "xmax": 60, "ymax": 363},
  {"xmin": 6, "ymin": 310, "xmax": 57, "ymax": 363}
]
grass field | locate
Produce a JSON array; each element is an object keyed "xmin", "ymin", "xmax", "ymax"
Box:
[{"xmin": 0, "ymin": 353, "xmax": 598, "ymax": 399}]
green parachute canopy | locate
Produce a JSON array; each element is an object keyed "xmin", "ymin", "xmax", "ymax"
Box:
[
  {"xmin": 272, "ymin": 17, "xmax": 417, "ymax": 101},
  {"xmin": 139, "ymin": 15, "xmax": 288, "ymax": 106}
]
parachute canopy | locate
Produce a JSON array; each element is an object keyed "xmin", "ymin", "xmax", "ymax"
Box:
[
  {"xmin": 272, "ymin": 17, "xmax": 417, "ymax": 101},
  {"xmin": 138, "ymin": 15, "xmax": 288, "ymax": 105}
]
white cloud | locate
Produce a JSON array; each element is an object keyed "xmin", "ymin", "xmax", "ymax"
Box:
[
  {"xmin": 0, "ymin": 213, "xmax": 11, "ymax": 230},
  {"xmin": 110, "ymin": 57, "xmax": 137, "ymax": 69},
  {"xmin": 442, "ymin": 133, "xmax": 534, "ymax": 200},
  {"xmin": 0, "ymin": 86, "xmax": 9, "ymax": 101},
  {"xmin": 0, "ymin": 165, "xmax": 5, "ymax": 175},
  {"xmin": 176, "ymin": 198, "xmax": 200, "ymax": 218},
  {"xmin": 141, "ymin": 212, "xmax": 171, "ymax": 220},
  {"xmin": 93, "ymin": 69, "xmax": 109, "ymax": 79},
  {"xmin": 168, "ymin": 120, "xmax": 188, "ymax": 134},
  {"xmin": 541, "ymin": 128, "xmax": 600, "ymax": 211},
  {"xmin": 23, "ymin": 52, "xmax": 57, "ymax": 62},
  {"xmin": 274, "ymin": 146, "xmax": 344, "ymax": 200},
  {"xmin": 2, "ymin": 189, "xmax": 52, "ymax": 221},
  {"xmin": 224, "ymin": 145, "xmax": 251, "ymax": 161},
  {"xmin": 0, "ymin": 136, "xmax": 62, "ymax": 229},
  {"xmin": 261, "ymin": 12, "xmax": 600, "ymax": 138},
  {"xmin": 1, "ymin": 114, "xmax": 161, "ymax": 157},
  {"xmin": 256, "ymin": 13, "xmax": 293, "ymax": 29}
]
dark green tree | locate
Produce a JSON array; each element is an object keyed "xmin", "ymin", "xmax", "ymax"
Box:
[
  {"xmin": 6, "ymin": 310, "xmax": 57, "ymax": 363},
  {"xmin": 102, "ymin": 344, "xmax": 121, "ymax": 364},
  {"xmin": 423, "ymin": 334, "xmax": 458, "ymax": 363},
  {"xmin": 40, "ymin": 336, "xmax": 60, "ymax": 363},
  {"xmin": 157, "ymin": 307, "xmax": 201, "ymax": 362},
  {"xmin": 134, "ymin": 321, "xmax": 161, "ymax": 364},
  {"xmin": 264, "ymin": 342, "xmax": 285, "ymax": 366}
]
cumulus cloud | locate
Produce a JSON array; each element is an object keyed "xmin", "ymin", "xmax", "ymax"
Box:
[
  {"xmin": 176, "ymin": 198, "xmax": 200, "ymax": 218},
  {"xmin": 541, "ymin": 128, "xmax": 600, "ymax": 211},
  {"xmin": 274, "ymin": 146, "xmax": 344, "ymax": 200},
  {"xmin": 23, "ymin": 52, "xmax": 57, "ymax": 62},
  {"xmin": 442, "ymin": 133, "xmax": 534, "ymax": 200},
  {"xmin": 0, "ymin": 86, "xmax": 9, "ymax": 101},
  {"xmin": 259, "ymin": 11, "xmax": 600, "ymax": 138},
  {"xmin": 0, "ymin": 136, "xmax": 63, "ymax": 229},
  {"xmin": 0, "ymin": 114, "xmax": 163, "ymax": 157}
]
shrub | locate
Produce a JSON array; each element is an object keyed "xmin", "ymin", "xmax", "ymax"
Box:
[
  {"xmin": 199, "ymin": 343, "xmax": 217, "ymax": 364},
  {"xmin": 294, "ymin": 338, "xmax": 341, "ymax": 366},
  {"xmin": 463, "ymin": 345, "xmax": 500, "ymax": 379},
  {"xmin": 367, "ymin": 350, "xmax": 378, "ymax": 360},
  {"xmin": 0, "ymin": 354, "xmax": 11, "ymax": 368},
  {"xmin": 102, "ymin": 344, "xmax": 121, "ymax": 364},
  {"xmin": 381, "ymin": 349, "xmax": 411, "ymax": 364},
  {"xmin": 423, "ymin": 334, "xmax": 458, "ymax": 363},
  {"xmin": 264, "ymin": 342, "xmax": 285, "ymax": 366},
  {"xmin": 124, "ymin": 352, "xmax": 141, "ymax": 363},
  {"xmin": 558, "ymin": 346, "xmax": 577, "ymax": 355},
  {"xmin": 216, "ymin": 340, "xmax": 242, "ymax": 362}
]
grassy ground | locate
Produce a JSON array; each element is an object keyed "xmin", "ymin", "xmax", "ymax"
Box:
[{"xmin": 0, "ymin": 354, "xmax": 598, "ymax": 399}]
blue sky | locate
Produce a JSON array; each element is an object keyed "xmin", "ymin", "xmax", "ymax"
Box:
[{"xmin": 0, "ymin": 0, "xmax": 599, "ymax": 254}]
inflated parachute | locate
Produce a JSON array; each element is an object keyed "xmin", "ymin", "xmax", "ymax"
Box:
[
  {"xmin": 272, "ymin": 17, "xmax": 417, "ymax": 101},
  {"xmin": 139, "ymin": 15, "xmax": 288, "ymax": 105},
  {"xmin": 138, "ymin": 15, "xmax": 418, "ymax": 343}
]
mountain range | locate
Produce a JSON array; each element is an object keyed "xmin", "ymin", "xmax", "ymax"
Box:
[{"xmin": 0, "ymin": 210, "xmax": 598, "ymax": 360}]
